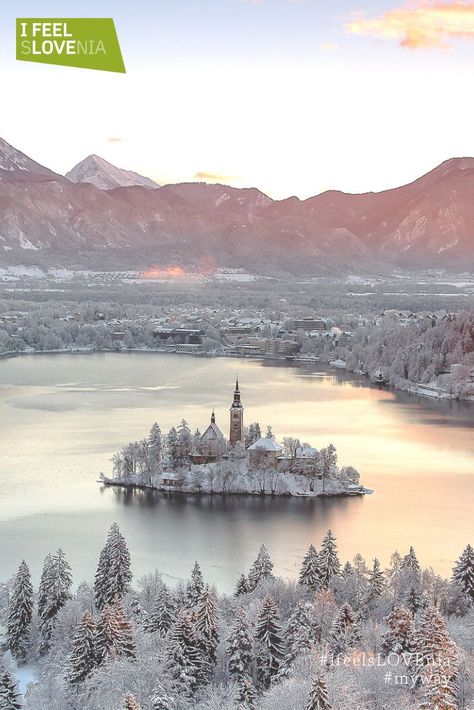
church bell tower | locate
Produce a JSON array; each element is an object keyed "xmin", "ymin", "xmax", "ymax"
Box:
[{"xmin": 229, "ymin": 376, "xmax": 244, "ymax": 446}]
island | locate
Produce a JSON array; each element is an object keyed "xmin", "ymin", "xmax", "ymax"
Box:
[{"xmin": 100, "ymin": 379, "xmax": 371, "ymax": 498}]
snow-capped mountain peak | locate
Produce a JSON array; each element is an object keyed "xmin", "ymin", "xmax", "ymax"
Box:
[
  {"xmin": 66, "ymin": 154, "xmax": 159, "ymax": 190},
  {"xmin": 0, "ymin": 136, "xmax": 61, "ymax": 182}
]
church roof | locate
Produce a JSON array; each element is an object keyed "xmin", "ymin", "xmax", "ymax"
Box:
[
  {"xmin": 247, "ymin": 435, "xmax": 284, "ymax": 452},
  {"xmin": 201, "ymin": 422, "xmax": 224, "ymax": 440}
]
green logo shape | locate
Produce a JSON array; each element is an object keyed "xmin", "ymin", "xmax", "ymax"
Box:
[{"xmin": 16, "ymin": 18, "xmax": 126, "ymax": 73}]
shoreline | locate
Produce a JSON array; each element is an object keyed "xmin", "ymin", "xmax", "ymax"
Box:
[
  {"xmin": 0, "ymin": 346, "xmax": 470, "ymax": 403},
  {"xmin": 99, "ymin": 477, "xmax": 373, "ymax": 499}
]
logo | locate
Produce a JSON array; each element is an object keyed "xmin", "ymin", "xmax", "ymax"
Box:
[{"xmin": 16, "ymin": 18, "xmax": 125, "ymax": 73}]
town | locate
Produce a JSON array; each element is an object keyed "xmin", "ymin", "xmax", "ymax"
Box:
[{"xmin": 101, "ymin": 378, "xmax": 368, "ymax": 498}]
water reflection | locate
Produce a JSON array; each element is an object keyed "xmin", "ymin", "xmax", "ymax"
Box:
[{"xmin": 0, "ymin": 352, "xmax": 473, "ymax": 589}]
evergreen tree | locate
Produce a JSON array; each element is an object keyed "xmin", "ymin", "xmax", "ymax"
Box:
[
  {"xmin": 405, "ymin": 584, "xmax": 424, "ymax": 616},
  {"xmin": 299, "ymin": 545, "xmax": 321, "ymax": 592},
  {"xmin": 237, "ymin": 674, "xmax": 257, "ymax": 709},
  {"xmin": 95, "ymin": 604, "xmax": 120, "ymax": 665},
  {"xmin": 381, "ymin": 605, "xmax": 414, "ymax": 656},
  {"xmin": 129, "ymin": 593, "xmax": 147, "ymax": 626},
  {"xmin": 148, "ymin": 423, "xmax": 163, "ymax": 468},
  {"xmin": 0, "ymin": 666, "xmax": 22, "ymax": 710},
  {"xmin": 7, "ymin": 561, "xmax": 33, "ymax": 663},
  {"xmin": 254, "ymin": 594, "xmax": 285, "ymax": 687},
  {"xmin": 169, "ymin": 609, "xmax": 207, "ymax": 688},
  {"xmin": 412, "ymin": 606, "xmax": 458, "ymax": 677},
  {"xmin": 341, "ymin": 561, "xmax": 353, "ymax": 579},
  {"xmin": 226, "ymin": 606, "xmax": 253, "ymax": 682},
  {"xmin": 234, "ymin": 573, "xmax": 250, "ymax": 597},
  {"xmin": 451, "ymin": 544, "xmax": 474, "ymax": 603},
  {"xmin": 195, "ymin": 586, "xmax": 219, "ymax": 669},
  {"xmin": 248, "ymin": 545, "xmax": 274, "ymax": 591},
  {"xmin": 365, "ymin": 558, "xmax": 385, "ymax": 612},
  {"xmin": 279, "ymin": 601, "xmax": 314, "ymax": 676},
  {"xmin": 151, "ymin": 684, "xmax": 175, "ymax": 710},
  {"xmin": 66, "ymin": 611, "xmax": 97, "ymax": 685},
  {"xmin": 306, "ymin": 672, "xmax": 332, "ymax": 710},
  {"xmin": 418, "ymin": 672, "xmax": 459, "ymax": 710},
  {"xmin": 319, "ymin": 531, "xmax": 341, "ymax": 589},
  {"xmin": 401, "ymin": 546, "xmax": 420, "ymax": 573},
  {"xmin": 37, "ymin": 553, "xmax": 53, "ymax": 619},
  {"xmin": 331, "ymin": 603, "xmax": 360, "ymax": 655},
  {"xmin": 166, "ymin": 427, "xmax": 179, "ymax": 467},
  {"xmin": 177, "ymin": 420, "xmax": 192, "ymax": 464},
  {"xmin": 94, "ymin": 523, "xmax": 132, "ymax": 610},
  {"xmin": 144, "ymin": 583, "xmax": 176, "ymax": 635},
  {"xmin": 122, "ymin": 693, "xmax": 141, "ymax": 710},
  {"xmin": 186, "ymin": 561, "xmax": 205, "ymax": 607},
  {"xmin": 38, "ymin": 548, "xmax": 72, "ymax": 655},
  {"xmin": 164, "ymin": 641, "xmax": 195, "ymax": 699},
  {"xmin": 113, "ymin": 598, "xmax": 136, "ymax": 659}
]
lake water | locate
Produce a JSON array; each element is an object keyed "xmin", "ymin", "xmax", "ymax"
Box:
[{"xmin": 0, "ymin": 352, "xmax": 473, "ymax": 592}]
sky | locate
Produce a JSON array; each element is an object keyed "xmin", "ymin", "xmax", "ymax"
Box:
[{"xmin": 1, "ymin": 0, "xmax": 474, "ymax": 198}]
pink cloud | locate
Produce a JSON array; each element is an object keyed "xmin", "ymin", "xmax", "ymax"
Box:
[{"xmin": 345, "ymin": 1, "xmax": 474, "ymax": 49}]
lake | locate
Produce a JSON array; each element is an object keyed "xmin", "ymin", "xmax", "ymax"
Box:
[{"xmin": 0, "ymin": 351, "xmax": 473, "ymax": 592}]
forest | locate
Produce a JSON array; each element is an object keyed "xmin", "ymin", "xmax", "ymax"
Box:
[{"xmin": 1, "ymin": 526, "xmax": 473, "ymax": 709}]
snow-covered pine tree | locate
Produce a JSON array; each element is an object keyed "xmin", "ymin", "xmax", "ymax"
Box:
[
  {"xmin": 94, "ymin": 523, "xmax": 132, "ymax": 610},
  {"xmin": 341, "ymin": 561, "xmax": 353, "ymax": 579},
  {"xmin": 279, "ymin": 601, "xmax": 314, "ymax": 676},
  {"xmin": 0, "ymin": 665, "xmax": 22, "ymax": 710},
  {"xmin": 186, "ymin": 562, "xmax": 205, "ymax": 608},
  {"xmin": 451, "ymin": 544, "xmax": 474, "ymax": 603},
  {"xmin": 37, "ymin": 553, "xmax": 53, "ymax": 619},
  {"xmin": 195, "ymin": 585, "xmax": 219, "ymax": 669},
  {"xmin": 164, "ymin": 640, "xmax": 195, "ymax": 700},
  {"xmin": 177, "ymin": 420, "xmax": 192, "ymax": 464},
  {"xmin": 411, "ymin": 606, "xmax": 458, "ymax": 680},
  {"xmin": 381, "ymin": 605, "xmax": 414, "ymax": 656},
  {"xmin": 401, "ymin": 546, "xmax": 420, "ymax": 573},
  {"xmin": 306, "ymin": 671, "xmax": 332, "ymax": 710},
  {"xmin": 234, "ymin": 573, "xmax": 250, "ymax": 597},
  {"xmin": 66, "ymin": 611, "xmax": 97, "ymax": 685},
  {"xmin": 299, "ymin": 545, "xmax": 321, "ymax": 592},
  {"xmin": 254, "ymin": 594, "xmax": 285, "ymax": 687},
  {"xmin": 319, "ymin": 531, "xmax": 341, "ymax": 589},
  {"xmin": 7, "ymin": 560, "xmax": 33, "ymax": 663},
  {"xmin": 364, "ymin": 558, "xmax": 385, "ymax": 612},
  {"xmin": 418, "ymin": 671, "xmax": 459, "ymax": 710},
  {"xmin": 331, "ymin": 603, "xmax": 360, "ymax": 655},
  {"xmin": 148, "ymin": 423, "xmax": 163, "ymax": 469},
  {"xmin": 248, "ymin": 545, "xmax": 274, "ymax": 591},
  {"xmin": 169, "ymin": 609, "xmax": 207, "ymax": 688},
  {"xmin": 122, "ymin": 693, "xmax": 141, "ymax": 710},
  {"xmin": 237, "ymin": 674, "xmax": 257, "ymax": 709},
  {"xmin": 128, "ymin": 593, "xmax": 147, "ymax": 626},
  {"xmin": 151, "ymin": 683, "xmax": 175, "ymax": 710},
  {"xmin": 95, "ymin": 604, "xmax": 120, "ymax": 665},
  {"xmin": 38, "ymin": 548, "xmax": 72, "ymax": 655},
  {"xmin": 405, "ymin": 584, "xmax": 424, "ymax": 616},
  {"xmin": 166, "ymin": 427, "xmax": 179, "ymax": 468},
  {"xmin": 144, "ymin": 583, "xmax": 176, "ymax": 635},
  {"xmin": 112, "ymin": 598, "xmax": 136, "ymax": 659},
  {"xmin": 226, "ymin": 606, "xmax": 253, "ymax": 682}
]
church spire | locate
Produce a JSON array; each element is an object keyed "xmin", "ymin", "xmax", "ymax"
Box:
[
  {"xmin": 229, "ymin": 376, "xmax": 244, "ymax": 445},
  {"xmin": 211, "ymin": 409, "xmax": 216, "ymax": 424}
]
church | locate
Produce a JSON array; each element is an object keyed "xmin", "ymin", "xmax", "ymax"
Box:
[{"xmin": 190, "ymin": 378, "xmax": 285, "ymax": 468}]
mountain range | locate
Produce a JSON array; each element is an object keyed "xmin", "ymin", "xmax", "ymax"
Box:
[{"xmin": 1, "ymin": 135, "xmax": 474, "ymax": 274}]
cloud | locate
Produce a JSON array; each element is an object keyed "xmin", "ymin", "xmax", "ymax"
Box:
[
  {"xmin": 193, "ymin": 171, "xmax": 236, "ymax": 183},
  {"xmin": 345, "ymin": 1, "xmax": 474, "ymax": 49},
  {"xmin": 106, "ymin": 136, "xmax": 125, "ymax": 143}
]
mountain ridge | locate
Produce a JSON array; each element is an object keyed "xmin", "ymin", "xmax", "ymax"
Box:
[{"xmin": 1, "ymin": 136, "xmax": 474, "ymax": 273}]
